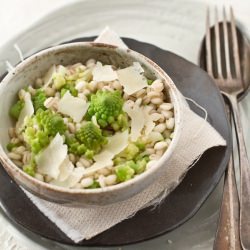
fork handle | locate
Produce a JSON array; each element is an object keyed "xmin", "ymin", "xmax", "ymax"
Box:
[
  {"xmin": 213, "ymin": 104, "xmax": 241, "ymax": 250},
  {"xmin": 229, "ymin": 94, "xmax": 250, "ymax": 250},
  {"xmin": 214, "ymin": 156, "xmax": 241, "ymax": 250}
]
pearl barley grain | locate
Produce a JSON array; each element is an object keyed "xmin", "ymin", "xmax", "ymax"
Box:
[
  {"xmin": 166, "ymin": 118, "xmax": 175, "ymax": 130},
  {"xmin": 81, "ymin": 177, "xmax": 94, "ymax": 188},
  {"xmin": 154, "ymin": 141, "xmax": 168, "ymax": 151},
  {"xmin": 151, "ymin": 80, "xmax": 164, "ymax": 92},
  {"xmin": 154, "ymin": 123, "xmax": 166, "ymax": 133},
  {"xmin": 160, "ymin": 103, "xmax": 173, "ymax": 111},
  {"xmin": 105, "ymin": 175, "xmax": 117, "ymax": 186},
  {"xmin": 151, "ymin": 97, "xmax": 163, "ymax": 105},
  {"xmin": 161, "ymin": 110, "xmax": 173, "ymax": 119}
]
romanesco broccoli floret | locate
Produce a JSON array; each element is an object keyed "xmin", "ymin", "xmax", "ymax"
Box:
[
  {"xmin": 65, "ymin": 134, "xmax": 87, "ymax": 156},
  {"xmin": 35, "ymin": 109, "xmax": 66, "ymax": 136},
  {"xmin": 75, "ymin": 122, "xmax": 107, "ymax": 152},
  {"xmin": 87, "ymin": 90, "xmax": 124, "ymax": 128},
  {"xmin": 23, "ymin": 109, "xmax": 66, "ymax": 154},
  {"xmin": 115, "ymin": 161, "xmax": 135, "ymax": 182},
  {"xmin": 9, "ymin": 100, "xmax": 24, "ymax": 120},
  {"xmin": 32, "ymin": 89, "xmax": 47, "ymax": 112}
]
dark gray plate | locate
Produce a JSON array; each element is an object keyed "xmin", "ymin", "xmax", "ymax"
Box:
[{"xmin": 0, "ymin": 37, "xmax": 231, "ymax": 246}]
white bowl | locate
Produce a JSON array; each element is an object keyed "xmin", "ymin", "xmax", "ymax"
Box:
[{"xmin": 0, "ymin": 42, "xmax": 182, "ymax": 207}]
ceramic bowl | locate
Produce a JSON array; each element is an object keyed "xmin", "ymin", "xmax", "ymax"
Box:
[{"xmin": 0, "ymin": 43, "xmax": 182, "ymax": 207}]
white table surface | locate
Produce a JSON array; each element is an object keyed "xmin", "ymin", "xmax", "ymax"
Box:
[{"xmin": 1, "ymin": 0, "xmax": 250, "ymax": 250}]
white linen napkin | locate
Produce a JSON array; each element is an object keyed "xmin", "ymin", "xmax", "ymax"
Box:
[{"xmin": 24, "ymin": 27, "xmax": 226, "ymax": 243}]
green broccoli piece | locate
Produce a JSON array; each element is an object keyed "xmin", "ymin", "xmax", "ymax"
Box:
[
  {"xmin": 23, "ymin": 159, "xmax": 36, "ymax": 177},
  {"xmin": 32, "ymin": 89, "xmax": 47, "ymax": 112},
  {"xmin": 9, "ymin": 100, "xmax": 24, "ymax": 120},
  {"xmin": 75, "ymin": 122, "xmax": 107, "ymax": 153},
  {"xmin": 6, "ymin": 142, "xmax": 21, "ymax": 152},
  {"xmin": 118, "ymin": 143, "xmax": 140, "ymax": 160},
  {"xmin": 86, "ymin": 180, "xmax": 100, "ymax": 189},
  {"xmin": 132, "ymin": 158, "xmax": 148, "ymax": 174},
  {"xmin": 135, "ymin": 138, "xmax": 146, "ymax": 151},
  {"xmin": 60, "ymin": 84, "xmax": 78, "ymax": 97},
  {"xmin": 87, "ymin": 90, "xmax": 124, "ymax": 128},
  {"xmin": 147, "ymin": 79, "xmax": 153, "ymax": 85},
  {"xmin": 115, "ymin": 162, "xmax": 135, "ymax": 182},
  {"xmin": 23, "ymin": 109, "xmax": 66, "ymax": 154},
  {"xmin": 53, "ymin": 73, "xmax": 66, "ymax": 90}
]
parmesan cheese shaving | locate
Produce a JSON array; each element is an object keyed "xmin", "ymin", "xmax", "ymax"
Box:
[
  {"xmin": 117, "ymin": 63, "xmax": 147, "ymax": 95},
  {"xmin": 83, "ymin": 151, "xmax": 113, "ymax": 176},
  {"xmin": 92, "ymin": 62, "xmax": 118, "ymax": 82},
  {"xmin": 58, "ymin": 157, "xmax": 74, "ymax": 182},
  {"xmin": 123, "ymin": 103, "xmax": 145, "ymax": 141},
  {"xmin": 83, "ymin": 130, "xmax": 129, "ymax": 175},
  {"xmin": 143, "ymin": 106, "xmax": 156, "ymax": 136},
  {"xmin": 132, "ymin": 62, "xmax": 144, "ymax": 74},
  {"xmin": 43, "ymin": 64, "xmax": 56, "ymax": 88},
  {"xmin": 16, "ymin": 92, "xmax": 34, "ymax": 131},
  {"xmin": 51, "ymin": 167, "xmax": 85, "ymax": 188},
  {"xmin": 104, "ymin": 129, "xmax": 129, "ymax": 155},
  {"xmin": 58, "ymin": 91, "xmax": 89, "ymax": 122},
  {"xmin": 35, "ymin": 133, "xmax": 67, "ymax": 179}
]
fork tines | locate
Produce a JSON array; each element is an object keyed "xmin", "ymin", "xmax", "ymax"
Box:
[{"xmin": 205, "ymin": 7, "xmax": 242, "ymax": 80}]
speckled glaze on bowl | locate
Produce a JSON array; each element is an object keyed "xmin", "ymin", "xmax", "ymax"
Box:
[{"xmin": 0, "ymin": 43, "xmax": 183, "ymax": 207}]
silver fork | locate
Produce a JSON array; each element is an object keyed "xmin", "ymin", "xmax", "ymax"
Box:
[{"xmin": 206, "ymin": 7, "xmax": 250, "ymax": 250}]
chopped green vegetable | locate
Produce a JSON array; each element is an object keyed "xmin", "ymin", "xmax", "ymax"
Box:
[
  {"xmin": 131, "ymin": 158, "xmax": 148, "ymax": 174},
  {"xmin": 53, "ymin": 74, "xmax": 66, "ymax": 90},
  {"xmin": 6, "ymin": 142, "xmax": 20, "ymax": 152},
  {"xmin": 23, "ymin": 109, "xmax": 66, "ymax": 154},
  {"xmin": 86, "ymin": 180, "xmax": 100, "ymax": 189},
  {"xmin": 23, "ymin": 159, "xmax": 36, "ymax": 177},
  {"xmin": 118, "ymin": 143, "xmax": 140, "ymax": 160},
  {"xmin": 115, "ymin": 162, "xmax": 135, "ymax": 182},
  {"xmin": 32, "ymin": 89, "xmax": 46, "ymax": 111},
  {"xmin": 88, "ymin": 90, "xmax": 124, "ymax": 128},
  {"xmin": 60, "ymin": 84, "xmax": 78, "ymax": 97},
  {"xmin": 147, "ymin": 79, "xmax": 153, "ymax": 85},
  {"xmin": 9, "ymin": 100, "xmax": 24, "ymax": 120}
]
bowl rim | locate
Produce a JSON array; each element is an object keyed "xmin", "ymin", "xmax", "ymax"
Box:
[{"xmin": 0, "ymin": 42, "xmax": 183, "ymax": 195}]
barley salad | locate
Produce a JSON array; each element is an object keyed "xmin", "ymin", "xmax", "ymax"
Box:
[{"xmin": 7, "ymin": 59, "xmax": 175, "ymax": 189}]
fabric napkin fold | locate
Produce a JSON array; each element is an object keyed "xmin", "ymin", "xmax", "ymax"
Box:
[{"xmin": 23, "ymin": 27, "xmax": 226, "ymax": 243}]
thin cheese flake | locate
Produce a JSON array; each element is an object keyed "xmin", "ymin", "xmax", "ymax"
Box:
[
  {"xmin": 117, "ymin": 63, "xmax": 147, "ymax": 95},
  {"xmin": 51, "ymin": 167, "xmax": 85, "ymax": 188},
  {"xmin": 58, "ymin": 91, "xmax": 89, "ymax": 122},
  {"xmin": 35, "ymin": 133, "xmax": 67, "ymax": 179},
  {"xmin": 83, "ymin": 151, "xmax": 113, "ymax": 176},
  {"xmin": 58, "ymin": 157, "xmax": 74, "ymax": 182},
  {"xmin": 143, "ymin": 106, "xmax": 156, "ymax": 136},
  {"xmin": 16, "ymin": 92, "xmax": 34, "ymax": 131},
  {"xmin": 82, "ymin": 130, "xmax": 129, "ymax": 175},
  {"xmin": 92, "ymin": 62, "xmax": 118, "ymax": 82},
  {"xmin": 123, "ymin": 103, "xmax": 145, "ymax": 141},
  {"xmin": 104, "ymin": 130, "xmax": 129, "ymax": 155},
  {"xmin": 43, "ymin": 64, "xmax": 56, "ymax": 88}
]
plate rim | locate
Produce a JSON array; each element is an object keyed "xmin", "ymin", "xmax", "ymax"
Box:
[{"xmin": 0, "ymin": 37, "xmax": 231, "ymax": 247}]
